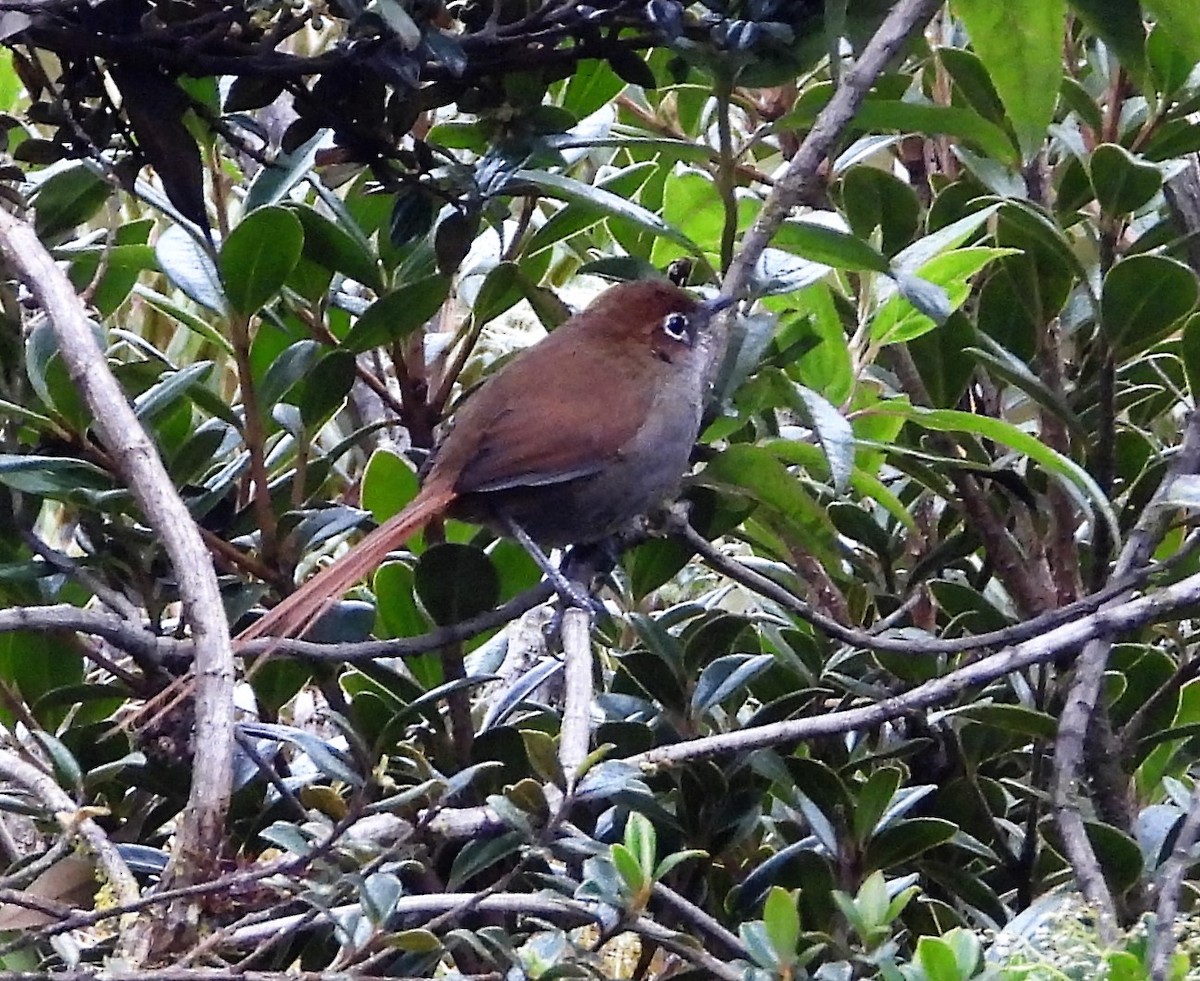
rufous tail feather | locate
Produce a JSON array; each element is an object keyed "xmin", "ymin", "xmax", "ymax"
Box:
[{"xmin": 238, "ymin": 482, "xmax": 457, "ymax": 642}]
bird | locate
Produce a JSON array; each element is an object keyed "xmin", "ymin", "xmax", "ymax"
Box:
[{"xmin": 238, "ymin": 279, "xmax": 733, "ymax": 642}]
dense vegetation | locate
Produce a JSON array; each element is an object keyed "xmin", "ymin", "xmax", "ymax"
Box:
[{"xmin": 0, "ymin": 0, "xmax": 1197, "ymax": 977}]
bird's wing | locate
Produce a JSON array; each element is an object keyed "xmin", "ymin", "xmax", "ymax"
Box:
[{"xmin": 447, "ymin": 333, "xmax": 656, "ymax": 496}]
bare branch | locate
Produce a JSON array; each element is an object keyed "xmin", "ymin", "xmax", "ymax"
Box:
[
  {"xmin": 1149, "ymin": 781, "xmax": 1200, "ymax": 980},
  {"xmin": 720, "ymin": 0, "xmax": 944, "ymax": 304},
  {"xmin": 0, "ymin": 749, "xmax": 139, "ymax": 955},
  {"xmin": 0, "ymin": 207, "xmax": 235, "ymax": 941},
  {"xmin": 626, "ymin": 565, "xmax": 1200, "ymax": 769},
  {"xmin": 1053, "ymin": 407, "xmax": 1200, "ymax": 939}
]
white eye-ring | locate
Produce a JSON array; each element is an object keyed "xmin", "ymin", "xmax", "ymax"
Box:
[{"xmin": 661, "ymin": 312, "xmax": 691, "ymax": 342}]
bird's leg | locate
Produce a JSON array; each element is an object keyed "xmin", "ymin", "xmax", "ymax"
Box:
[{"xmin": 503, "ymin": 517, "xmax": 604, "ymax": 614}]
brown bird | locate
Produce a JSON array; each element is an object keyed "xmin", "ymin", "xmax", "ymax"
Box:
[{"xmin": 239, "ymin": 279, "xmax": 732, "ymax": 641}]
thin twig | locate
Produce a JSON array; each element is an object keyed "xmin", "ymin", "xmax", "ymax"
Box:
[
  {"xmin": 625, "ymin": 562, "xmax": 1200, "ymax": 769},
  {"xmin": 0, "ymin": 749, "xmax": 139, "ymax": 953},
  {"xmin": 1148, "ymin": 780, "xmax": 1200, "ymax": 980}
]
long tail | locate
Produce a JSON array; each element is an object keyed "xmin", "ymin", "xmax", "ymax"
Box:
[{"xmin": 238, "ymin": 482, "xmax": 457, "ymax": 641}]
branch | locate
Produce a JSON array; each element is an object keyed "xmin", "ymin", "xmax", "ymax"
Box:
[
  {"xmin": 223, "ymin": 893, "xmax": 743, "ymax": 981},
  {"xmin": 1148, "ymin": 780, "xmax": 1200, "ymax": 980},
  {"xmin": 720, "ymin": 0, "xmax": 943, "ymax": 304},
  {"xmin": 0, "ymin": 583, "xmax": 555, "ymax": 669},
  {"xmin": 0, "ymin": 749, "xmax": 139, "ymax": 958},
  {"xmin": 625, "ymin": 565, "xmax": 1200, "ymax": 769},
  {"xmin": 677, "ymin": 519, "xmax": 1175, "ymax": 657},
  {"xmin": 1053, "ymin": 406, "xmax": 1200, "ymax": 939},
  {"xmin": 0, "ymin": 208, "xmax": 235, "ymax": 938}
]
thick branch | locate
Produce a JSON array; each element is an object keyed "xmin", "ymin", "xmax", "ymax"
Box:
[{"xmin": 0, "ymin": 208, "xmax": 235, "ymax": 929}]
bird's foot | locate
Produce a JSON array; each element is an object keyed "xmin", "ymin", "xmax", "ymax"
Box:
[{"xmin": 504, "ymin": 518, "xmax": 605, "ymax": 615}]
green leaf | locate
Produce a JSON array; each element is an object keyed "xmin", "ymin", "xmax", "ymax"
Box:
[
  {"xmin": 472, "ymin": 262, "xmax": 523, "ymax": 325},
  {"xmin": 258, "ymin": 339, "xmax": 323, "ymax": 408},
  {"xmin": 763, "ymin": 887, "xmax": 801, "ymax": 966},
  {"xmin": 433, "ymin": 208, "xmax": 478, "ymax": 275},
  {"xmin": 155, "ymin": 225, "xmax": 228, "ymax": 315},
  {"xmin": 1180, "ymin": 313, "xmax": 1200, "ymax": 400},
  {"xmin": 851, "ymin": 98, "xmax": 1018, "ymax": 166},
  {"xmin": 1101, "ymin": 255, "xmax": 1198, "ymax": 356},
  {"xmin": 1147, "ymin": 23, "xmax": 1196, "ymax": 100},
  {"xmin": 0, "ymin": 454, "xmax": 112, "ymax": 498},
  {"xmin": 959, "ymin": 703, "xmax": 1058, "ymax": 738},
  {"xmin": 772, "ymin": 217, "xmax": 890, "ymax": 273},
  {"xmin": 914, "ymin": 936, "xmax": 964, "ymax": 981},
  {"xmin": 1067, "ymin": 0, "xmax": 1146, "ymax": 79},
  {"xmin": 953, "ymin": 0, "xmax": 1066, "ymax": 159},
  {"xmin": 853, "ymin": 766, "xmax": 904, "ymax": 842},
  {"xmin": 1141, "ymin": 0, "xmax": 1200, "ymax": 65},
  {"xmin": 342, "ymin": 275, "xmax": 451, "ymax": 353},
  {"xmin": 560, "ymin": 58, "xmax": 626, "ymax": 118},
  {"xmin": 299, "ymin": 350, "xmax": 357, "ymax": 426},
  {"xmin": 610, "ymin": 844, "xmax": 648, "ymax": 896},
  {"xmin": 780, "ymin": 282, "xmax": 854, "ymax": 404},
  {"xmin": 838, "ymin": 166, "xmax": 921, "ymax": 257},
  {"xmin": 874, "ymin": 403, "xmax": 1119, "ymax": 545},
  {"xmin": 31, "ymin": 164, "xmax": 111, "ymax": 240},
  {"xmin": 761, "ymin": 372, "xmax": 855, "ymax": 492},
  {"xmin": 0, "ymin": 631, "xmax": 83, "ymax": 729},
  {"xmin": 520, "ymin": 729, "xmax": 564, "ymax": 787},
  {"xmin": 892, "ymin": 203, "xmax": 1003, "ymax": 274},
  {"xmin": 699, "ymin": 443, "xmax": 841, "ymax": 569},
  {"xmin": 692, "ymin": 654, "xmax": 773, "ymax": 714},
  {"xmin": 1089, "ymin": 143, "xmax": 1162, "ymax": 217},
  {"xmin": 624, "ymin": 810, "xmax": 656, "ymax": 877},
  {"xmin": 855, "ymin": 870, "xmax": 891, "ymax": 928},
  {"xmin": 525, "ymin": 161, "xmax": 657, "ymax": 255},
  {"xmin": 373, "ymin": 561, "xmax": 427, "ymax": 639},
  {"xmin": 1083, "ymin": 821, "xmax": 1144, "ymax": 894},
  {"xmin": 290, "ymin": 204, "xmax": 382, "ymax": 292},
  {"xmin": 220, "ymin": 206, "xmax": 304, "ymax": 316},
  {"xmin": 515, "ymin": 168, "xmax": 698, "ymax": 253},
  {"xmin": 132, "ymin": 285, "xmax": 233, "ymax": 353},
  {"xmin": 872, "ymin": 247, "xmax": 1019, "ymax": 345},
  {"xmin": 446, "ymin": 830, "xmax": 524, "ymax": 890},
  {"xmin": 245, "ymin": 127, "xmax": 327, "ymax": 211},
  {"xmin": 361, "ymin": 448, "xmax": 421, "ymax": 523},
  {"xmin": 864, "ymin": 818, "xmax": 957, "ymax": 872},
  {"xmin": 652, "ymin": 848, "xmax": 707, "ymax": 882}
]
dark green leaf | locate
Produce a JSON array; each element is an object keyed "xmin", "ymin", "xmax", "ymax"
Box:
[
  {"xmin": 692, "ymin": 654, "xmax": 773, "ymax": 714},
  {"xmin": 1101, "ymin": 255, "xmax": 1198, "ymax": 355},
  {"xmin": 771, "ymin": 219, "xmax": 890, "ymax": 273},
  {"xmin": 864, "ymin": 818, "xmax": 957, "ymax": 872},
  {"xmin": 32, "ymin": 164, "xmax": 110, "ymax": 240},
  {"xmin": 220, "ymin": 206, "xmax": 305, "ymax": 316},
  {"xmin": 291, "ymin": 204, "xmax": 382, "ymax": 292},
  {"xmin": 446, "ymin": 831, "xmax": 524, "ymax": 890},
  {"xmin": 433, "ymin": 208, "xmax": 478, "ymax": 275},
  {"xmin": 413, "ymin": 543, "xmax": 499, "ymax": 626},
  {"xmin": 1089, "ymin": 144, "xmax": 1162, "ymax": 217},
  {"xmin": 343, "ymin": 275, "xmax": 450, "ymax": 353},
  {"xmin": 299, "ymin": 349, "xmax": 357, "ymax": 426},
  {"xmin": 155, "ymin": 225, "xmax": 227, "ymax": 315}
]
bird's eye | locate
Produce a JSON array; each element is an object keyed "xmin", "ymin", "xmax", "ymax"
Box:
[{"xmin": 661, "ymin": 312, "xmax": 691, "ymax": 342}]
